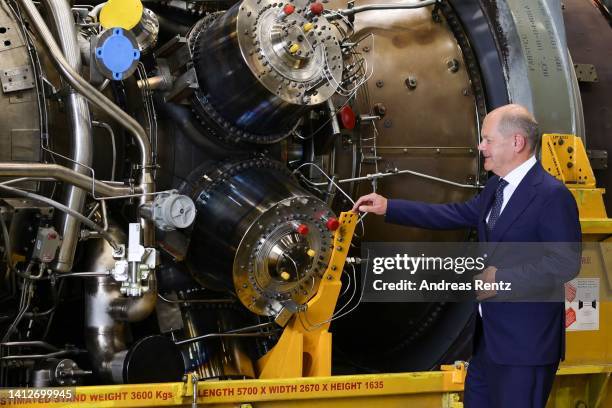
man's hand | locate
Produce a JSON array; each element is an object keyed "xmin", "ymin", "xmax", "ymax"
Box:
[
  {"xmin": 474, "ymin": 266, "xmax": 497, "ymax": 301},
  {"xmin": 352, "ymin": 193, "xmax": 388, "ymax": 215}
]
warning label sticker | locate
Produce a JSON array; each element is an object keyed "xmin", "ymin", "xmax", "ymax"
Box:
[{"xmin": 565, "ymin": 278, "xmax": 599, "ymax": 331}]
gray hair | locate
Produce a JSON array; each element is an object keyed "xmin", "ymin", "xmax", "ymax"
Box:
[{"xmin": 497, "ymin": 106, "xmax": 540, "ymax": 153}]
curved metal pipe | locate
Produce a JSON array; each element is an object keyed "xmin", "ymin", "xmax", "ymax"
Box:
[
  {"xmin": 108, "ymin": 275, "xmax": 157, "ymax": 322},
  {"xmin": 332, "ymin": 0, "xmax": 438, "ymax": 19},
  {"xmin": 41, "ymin": 0, "xmax": 92, "ymax": 272},
  {"xmin": 21, "ymin": 0, "xmax": 155, "ymax": 246},
  {"xmin": 0, "ymin": 163, "xmax": 139, "ymax": 197},
  {"xmin": 84, "ymin": 227, "xmax": 158, "ymax": 383}
]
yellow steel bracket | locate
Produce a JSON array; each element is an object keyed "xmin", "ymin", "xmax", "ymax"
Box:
[
  {"xmin": 99, "ymin": 0, "xmax": 144, "ymax": 30},
  {"xmin": 541, "ymin": 134, "xmax": 611, "ymax": 231},
  {"xmin": 257, "ymin": 212, "xmax": 359, "ymax": 379},
  {"xmin": 440, "ymin": 361, "xmax": 467, "ymax": 386}
]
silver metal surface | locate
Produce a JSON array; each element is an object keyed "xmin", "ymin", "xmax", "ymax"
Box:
[
  {"xmin": 1, "ymin": 65, "xmax": 35, "ymax": 92},
  {"xmin": 190, "ymin": 0, "xmax": 343, "ymax": 140},
  {"xmin": 83, "ymin": 230, "xmax": 127, "ymax": 382},
  {"xmin": 42, "ymin": 0, "xmax": 93, "ymax": 273},
  {"xmin": 132, "ymin": 8, "xmax": 160, "ymax": 54},
  {"xmin": 186, "ymin": 159, "xmax": 334, "ymax": 317},
  {"xmin": 0, "ymin": 4, "xmax": 40, "ymax": 167},
  {"xmin": 333, "ymin": 0, "xmax": 438, "ymax": 18},
  {"xmin": 83, "ymin": 227, "xmax": 157, "ymax": 383},
  {"xmin": 21, "ymin": 0, "xmax": 155, "ymax": 246},
  {"xmin": 492, "ymin": 0, "xmax": 585, "ymax": 137}
]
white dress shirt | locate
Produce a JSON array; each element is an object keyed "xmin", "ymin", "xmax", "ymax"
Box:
[{"xmin": 480, "ymin": 155, "xmax": 537, "ymax": 317}]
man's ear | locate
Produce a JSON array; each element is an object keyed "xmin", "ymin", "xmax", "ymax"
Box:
[{"xmin": 514, "ymin": 134, "xmax": 527, "ymax": 152}]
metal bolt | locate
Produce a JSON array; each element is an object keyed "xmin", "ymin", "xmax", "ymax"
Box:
[
  {"xmin": 363, "ymin": 46, "xmax": 370, "ymax": 52},
  {"xmin": 558, "ymin": 138, "xmax": 564, "ymax": 146},
  {"xmin": 567, "ymin": 146, "xmax": 574, "ymax": 153},
  {"xmin": 567, "ymin": 162, "xmax": 573, "ymax": 168},
  {"xmin": 376, "ymin": 80, "xmax": 384, "ymax": 88},
  {"xmin": 405, "ymin": 76, "xmax": 417, "ymax": 90},
  {"xmin": 447, "ymin": 58, "xmax": 459, "ymax": 73},
  {"xmin": 384, "ymin": 119, "xmax": 392, "ymax": 128},
  {"xmin": 373, "ymin": 102, "xmax": 387, "ymax": 116}
]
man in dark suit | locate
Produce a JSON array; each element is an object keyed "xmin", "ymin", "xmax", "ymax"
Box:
[{"xmin": 352, "ymin": 104, "xmax": 581, "ymax": 407}]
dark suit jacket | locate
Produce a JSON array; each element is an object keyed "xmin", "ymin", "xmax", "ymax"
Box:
[{"xmin": 385, "ymin": 161, "xmax": 581, "ymax": 365}]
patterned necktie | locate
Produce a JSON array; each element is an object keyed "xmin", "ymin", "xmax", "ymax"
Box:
[{"xmin": 487, "ymin": 178, "xmax": 508, "ymax": 231}]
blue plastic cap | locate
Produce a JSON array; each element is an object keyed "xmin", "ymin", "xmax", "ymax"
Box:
[{"xmin": 95, "ymin": 28, "xmax": 140, "ymax": 80}]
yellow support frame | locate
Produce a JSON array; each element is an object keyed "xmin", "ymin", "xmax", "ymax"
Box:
[{"xmin": 257, "ymin": 211, "xmax": 359, "ymax": 378}]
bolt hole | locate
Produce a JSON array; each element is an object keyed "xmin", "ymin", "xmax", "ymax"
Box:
[
  {"xmin": 0, "ymin": 27, "xmax": 6, "ymax": 34},
  {"xmin": 4, "ymin": 40, "xmax": 11, "ymax": 46}
]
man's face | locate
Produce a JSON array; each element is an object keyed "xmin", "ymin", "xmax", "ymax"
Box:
[{"xmin": 478, "ymin": 113, "xmax": 515, "ymax": 177}]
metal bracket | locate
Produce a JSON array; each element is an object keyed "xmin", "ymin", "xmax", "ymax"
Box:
[
  {"xmin": 164, "ymin": 68, "xmax": 198, "ymax": 103},
  {"xmin": 574, "ymin": 63, "xmax": 598, "ymax": 83},
  {"xmin": 1, "ymin": 65, "xmax": 35, "ymax": 93}
]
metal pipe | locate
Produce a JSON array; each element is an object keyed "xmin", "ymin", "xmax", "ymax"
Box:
[
  {"xmin": 136, "ymin": 75, "xmax": 170, "ymax": 91},
  {"xmin": 331, "ymin": 0, "xmax": 438, "ymax": 19},
  {"xmin": 174, "ymin": 332, "xmax": 279, "ymax": 346},
  {"xmin": 41, "ymin": 0, "xmax": 92, "ymax": 273},
  {"xmin": 0, "ymin": 163, "xmax": 138, "ymax": 197},
  {"xmin": 83, "ymin": 227, "xmax": 158, "ymax": 383},
  {"xmin": 327, "ymin": 99, "xmax": 341, "ymax": 137},
  {"xmin": 0, "ymin": 183, "xmax": 120, "ymax": 250},
  {"xmin": 21, "ymin": 0, "xmax": 155, "ymax": 246},
  {"xmin": 108, "ymin": 274, "xmax": 157, "ymax": 322}
]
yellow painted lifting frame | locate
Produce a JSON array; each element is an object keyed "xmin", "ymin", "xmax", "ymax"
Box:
[
  {"xmin": 257, "ymin": 211, "xmax": 358, "ymax": 378},
  {"xmin": 3, "ymin": 135, "xmax": 611, "ymax": 407}
]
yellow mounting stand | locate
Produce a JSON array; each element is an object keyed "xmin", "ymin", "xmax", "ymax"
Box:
[
  {"xmin": 541, "ymin": 134, "xmax": 611, "ymax": 228},
  {"xmin": 257, "ymin": 211, "xmax": 359, "ymax": 379},
  {"xmin": 542, "ymin": 134, "xmax": 612, "ymax": 408}
]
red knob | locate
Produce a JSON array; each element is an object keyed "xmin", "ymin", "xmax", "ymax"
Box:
[
  {"xmin": 296, "ymin": 224, "xmax": 309, "ymax": 235},
  {"xmin": 325, "ymin": 217, "xmax": 340, "ymax": 231},
  {"xmin": 339, "ymin": 106, "xmax": 356, "ymax": 130},
  {"xmin": 283, "ymin": 4, "xmax": 296, "ymax": 15},
  {"xmin": 309, "ymin": 2, "xmax": 324, "ymax": 15}
]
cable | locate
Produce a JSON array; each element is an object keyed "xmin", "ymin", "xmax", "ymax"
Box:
[
  {"xmin": 298, "ymin": 252, "xmax": 370, "ymax": 331},
  {"xmin": 0, "ymin": 184, "xmax": 119, "ymax": 250},
  {"xmin": 292, "ymin": 162, "xmax": 367, "ymax": 238},
  {"xmin": 293, "ymin": 162, "xmax": 355, "ymax": 206},
  {"xmin": 2, "ymin": 279, "xmax": 33, "ymax": 342},
  {"xmin": 0, "ymin": 212, "xmax": 16, "ymax": 293}
]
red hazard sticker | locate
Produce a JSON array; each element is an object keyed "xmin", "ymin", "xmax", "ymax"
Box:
[
  {"xmin": 565, "ymin": 282, "xmax": 577, "ymax": 302},
  {"xmin": 565, "ymin": 307, "xmax": 576, "ymax": 328}
]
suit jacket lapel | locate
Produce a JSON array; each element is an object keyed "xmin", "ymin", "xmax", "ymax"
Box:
[
  {"xmin": 489, "ymin": 162, "xmax": 544, "ymax": 243},
  {"xmin": 490, "ymin": 162, "xmax": 544, "ymax": 241}
]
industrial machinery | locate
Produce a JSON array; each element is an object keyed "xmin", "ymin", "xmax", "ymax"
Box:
[{"xmin": 0, "ymin": 0, "xmax": 609, "ymax": 404}]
